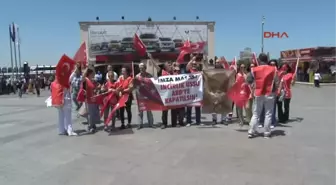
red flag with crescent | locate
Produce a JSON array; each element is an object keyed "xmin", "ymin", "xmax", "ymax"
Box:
[
  {"xmin": 56, "ymin": 54, "xmax": 76, "ymax": 89},
  {"xmin": 104, "ymin": 94, "xmax": 129, "ymax": 125},
  {"xmin": 73, "ymin": 42, "xmax": 87, "ymax": 68},
  {"xmin": 227, "ymin": 79, "xmax": 251, "ymax": 108},
  {"xmin": 134, "ymin": 34, "xmax": 147, "ymax": 57},
  {"xmin": 177, "ymin": 40, "xmax": 192, "ymax": 63}
]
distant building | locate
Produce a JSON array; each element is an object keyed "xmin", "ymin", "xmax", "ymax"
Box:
[
  {"xmin": 239, "ymin": 47, "xmax": 252, "ymax": 60},
  {"xmin": 0, "ymin": 65, "xmax": 56, "ymax": 77}
]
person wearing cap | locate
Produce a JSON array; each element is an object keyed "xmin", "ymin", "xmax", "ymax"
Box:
[{"xmin": 136, "ymin": 63, "xmax": 155, "ymax": 129}]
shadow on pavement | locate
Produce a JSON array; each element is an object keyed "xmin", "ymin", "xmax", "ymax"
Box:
[{"xmin": 287, "ymin": 117, "xmax": 304, "ymax": 123}]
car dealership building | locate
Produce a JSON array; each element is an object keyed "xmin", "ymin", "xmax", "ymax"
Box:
[{"xmin": 79, "ymin": 21, "xmax": 215, "ymax": 66}]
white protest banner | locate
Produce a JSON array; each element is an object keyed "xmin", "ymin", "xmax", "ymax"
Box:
[{"xmin": 151, "ymin": 73, "xmax": 203, "ymax": 106}]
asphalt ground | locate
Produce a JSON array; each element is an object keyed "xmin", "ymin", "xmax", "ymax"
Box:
[{"xmin": 0, "ymin": 85, "xmax": 335, "ymax": 185}]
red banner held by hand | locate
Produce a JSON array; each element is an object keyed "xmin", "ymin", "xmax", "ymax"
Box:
[{"xmin": 104, "ymin": 94, "xmax": 129, "ymax": 126}]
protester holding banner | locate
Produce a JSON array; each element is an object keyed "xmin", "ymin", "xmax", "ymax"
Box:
[
  {"xmin": 211, "ymin": 59, "xmax": 227, "ymax": 125},
  {"xmin": 171, "ymin": 63, "xmax": 185, "ymax": 127},
  {"xmin": 161, "ymin": 61, "xmax": 174, "ymax": 129},
  {"xmin": 136, "ymin": 63, "xmax": 155, "ymax": 129},
  {"xmin": 118, "ymin": 66, "xmax": 133, "ymax": 129},
  {"xmin": 185, "ymin": 58, "xmax": 202, "ymax": 126},
  {"xmin": 277, "ymin": 64, "xmax": 294, "ymax": 123},
  {"xmin": 101, "ymin": 71, "xmax": 120, "ymax": 131},
  {"xmin": 246, "ymin": 54, "xmax": 279, "ymax": 139}
]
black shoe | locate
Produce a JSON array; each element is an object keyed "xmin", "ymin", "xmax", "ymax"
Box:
[
  {"xmin": 149, "ymin": 124, "xmax": 156, "ymax": 129},
  {"xmin": 172, "ymin": 124, "xmax": 177, "ymax": 128},
  {"xmin": 126, "ymin": 123, "xmax": 132, "ymax": 128},
  {"xmin": 120, "ymin": 124, "xmax": 126, "ymax": 130},
  {"xmin": 161, "ymin": 125, "xmax": 166, "ymax": 129}
]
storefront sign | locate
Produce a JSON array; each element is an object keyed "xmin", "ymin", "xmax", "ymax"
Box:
[
  {"xmin": 280, "ymin": 48, "xmax": 314, "ymax": 59},
  {"xmin": 88, "ymin": 24, "xmax": 208, "ymax": 62}
]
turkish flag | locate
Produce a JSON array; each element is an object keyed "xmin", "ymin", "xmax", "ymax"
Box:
[
  {"xmin": 56, "ymin": 54, "xmax": 76, "ymax": 89},
  {"xmin": 134, "ymin": 34, "xmax": 147, "ymax": 57},
  {"xmin": 220, "ymin": 56, "xmax": 230, "ymax": 69},
  {"xmin": 227, "ymin": 80, "xmax": 251, "ymax": 108},
  {"xmin": 104, "ymin": 94, "xmax": 129, "ymax": 125},
  {"xmin": 177, "ymin": 40, "xmax": 192, "ymax": 63},
  {"xmin": 73, "ymin": 42, "xmax": 87, "ymax": 67},
  {"xmin": 229, "ymin": 57, "xmax": 237, "ymax": 71},
  {"xmin": 92, "ymin": 93, "xmax": 106, "ymax": 105},
  {"xmin": 251, "ymin": 52, "xmax": 259, "ymax": 66},
  {"xmin": 99, "ymin": 92, "xmax": 116, "ymax": 117},
  {"xmin": 190, "ymin": 42, "xmax": 206, "ymax": 53}
]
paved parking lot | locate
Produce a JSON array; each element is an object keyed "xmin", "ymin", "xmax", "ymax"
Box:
[{"xmin": 0, "ymin": 85, "xmax": 335, "ymax": 185}]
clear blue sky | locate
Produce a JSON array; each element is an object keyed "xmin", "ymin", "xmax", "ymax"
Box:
[{"xmin": 0, "ymin": 0, "xmax": 335, "ymax": 66}]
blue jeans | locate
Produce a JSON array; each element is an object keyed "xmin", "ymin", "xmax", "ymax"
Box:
[{"xmin": 259, "ymin": 97, "xmax": 276, "ymax": 126}]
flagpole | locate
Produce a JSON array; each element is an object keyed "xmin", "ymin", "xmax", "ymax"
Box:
[
  {"xmin": 261, "ymin": 16, "xmax": 265, "ymax": 53},
  {"xmin": 12, "ymin": 23, "xmax": 18, "ymax": 78},
  {"xmin": 9, "ymin": 25, "xmax": 14, "ymax": 79},
  {"xmin": 17, "ymin": 26, "xmax": 22, "ymax": 71}
]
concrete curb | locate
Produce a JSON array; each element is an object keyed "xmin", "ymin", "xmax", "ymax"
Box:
[{"xmin": 296, "ymin": 82, "xmax": 336, "ymax": 86}]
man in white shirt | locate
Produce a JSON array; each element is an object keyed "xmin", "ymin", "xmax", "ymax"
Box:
[
  {"xmin": 314, "ymin": 71, "xmax": 322, "ymax": 87},
  {"xmin": 106, "ymin": 65, "xmax": 118, "ymax": 82}
]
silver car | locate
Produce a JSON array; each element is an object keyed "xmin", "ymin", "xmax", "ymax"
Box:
[
  {"xmin": 120, "ymin": 37, "xmax": 134, "ymax": 52},
  {"xmin": 139, "ymin": 33, "xmax": 161, "ymax": 52},
  {"xmin": 159, "ymin": 37, "xmax": 175, "ymax": 51},
  {"xmin": 108, "ymin": 40, "xmax": 121, "ymax": 51}
]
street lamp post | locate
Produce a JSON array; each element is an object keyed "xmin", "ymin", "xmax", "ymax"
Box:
[{"xmin": 261, "ymin": 16, "xmax": 265, "ymax": 53}]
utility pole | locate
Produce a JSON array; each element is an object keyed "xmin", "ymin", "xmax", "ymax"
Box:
[{"xmin": 261, "ymin": 16, "xmax": 265, "ymax": 53}]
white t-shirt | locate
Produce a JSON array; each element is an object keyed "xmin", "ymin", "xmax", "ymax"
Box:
[
  {"xmin": 314, "ymin": 73, "xmax": 322, "ymax": 80},
  {"xmin": 106, "ymin": 71, "xmax": 118, "ymax": 81}
]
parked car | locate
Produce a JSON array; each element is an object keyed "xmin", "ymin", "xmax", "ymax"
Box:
[
  {"xmin": 159, "ymin": 37, "xmax": 175, "ymax": 51},
  {"xmin": 120, "ymin": 37, "xmax": 134, "ymax": 52},
  {"xmin": 90, "ymin": 43, "xmax": 101, "ymax": 51},
  {"xmin": 108, "ymin": 40, "xmax": 121, "ymax": 51},
  {"xmin": 139, "ymin": 33, "xmax": 161, "ymax": 52},
  {"xmin": 173, "ymin": 39, "xmax": 184, "ymax": 48},
  {"xmin": 100, "ymin": 42, "xmax": 109, "ymax": 50}
]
